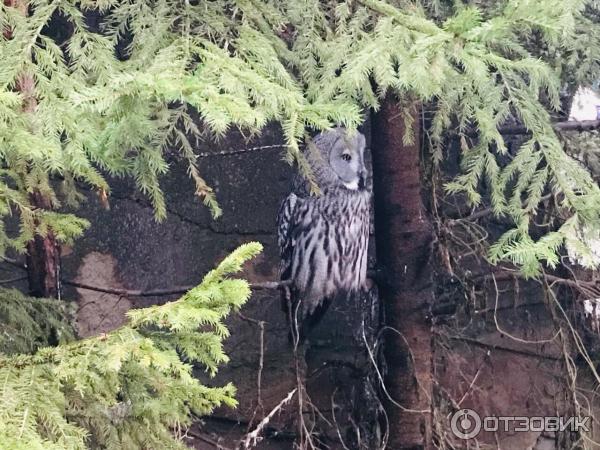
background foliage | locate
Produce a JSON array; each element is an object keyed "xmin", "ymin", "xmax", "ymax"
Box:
[{"xmin": 0, "ymin": 288, "xmax": 75, "ymax": 354}]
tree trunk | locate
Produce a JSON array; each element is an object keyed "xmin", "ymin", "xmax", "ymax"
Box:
[
  {"xmin": 5, "ymin": 0, "xmax": 61, "ymax": 298},
  {"xmin": 25, "ymin": 192, "xmax": 60, "ymax": 298},
  {"xmin": 371, "ymin": 96, "xmax": 434, "ymax": 449}
]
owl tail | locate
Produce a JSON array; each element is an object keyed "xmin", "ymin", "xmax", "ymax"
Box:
[{"xmin": 282, "ymin": 286, "xmax": 333, "ymax": 345}]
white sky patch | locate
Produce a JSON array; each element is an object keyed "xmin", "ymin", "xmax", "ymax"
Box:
[
  {"xmin": 565, "ymin": 88, "xmax": 600, "ymax": 268},
  {"xmin": 569, "ymin": 87, "xmax": 600, "ymax": 121},
  {"xmin": 584, "ymin": 298, "xmax": 600, "ymax": 331}
]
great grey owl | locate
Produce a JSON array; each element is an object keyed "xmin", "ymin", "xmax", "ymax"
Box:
[{"xmin": 277, "ymin": 127, "xmax": 370, "ymax": 343}]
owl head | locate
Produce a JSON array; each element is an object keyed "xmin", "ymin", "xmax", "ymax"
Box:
[{"xmin": 310, "ymin": 127, "xmax": 368, "ymax": 191}]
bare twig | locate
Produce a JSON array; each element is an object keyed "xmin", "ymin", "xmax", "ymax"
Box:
[
  {"xmin": 444, "ymin": 335, "xmax": 561, "ymax": 361},
  {"xmin": 331, "ymin": 389, "xmax": 351, "ymax": 450},
  {"xmin": 238, "ymin": 313, "xmax": 266, "ymax": 429},
  {"xmin": 64, "ymin": 280, "xmax": 190, "ymax": 297},
  {"xmin": 473, "ymin": 268, "xmax": 600, "ymax": 301},
  {"xmin": 456, "ymin": 350, "xmax": 489, "ymax": 407},
  {"xmin": 239, "ymin": 388, "xmax": 297, "ymax": 449},
  {"xmin": 0, "ymin": 275, "xmax": 27, "ymax": 284},
  {"xmin": 498, "ymin": 119, "xmax": 600, "ymax": 135},
  {"xmin": 447, "ymin": 194, "xmax": 553, "ymax": 226},
  {"xmin": 362, "ymin": 321, "xmax": 429, "ymax": 413},
  {"xmin": 198, "ymin": 144, "xmax": 286, "ymax": 158},
  {"xmin": 185, "ymin": 429, "xmax": 233, "ymax": 450},
  {"xmin": 0, "ymin": 256, "xmax": 26, "ymax": 271},
  {"xmin": 251, "ymin": 280, "xmax": 292, "ymax": 290},
  {"xmin": 63, "ymin": 279, "xmax": 292, "ymax": 297},
  {"xmin": 491, "ymin": 273, "xmax": 561, "ymax": 345}
]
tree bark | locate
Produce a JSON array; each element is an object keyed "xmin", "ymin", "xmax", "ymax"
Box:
[
  {"xmin": 371, "ymin": 96, "xmax": 434, "ymax": 449},
  {"xmin": 5, "ymin": 0, "xmax": 61, "ymax": 298},
  {"xmin": 25, "ymin": 192, "xmax": 60, "ymax": 298}
]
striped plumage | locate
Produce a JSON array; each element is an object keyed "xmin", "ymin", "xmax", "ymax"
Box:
[{"xmin": 277, "ymin": 128, "xmax": 370, "ymax": 341}]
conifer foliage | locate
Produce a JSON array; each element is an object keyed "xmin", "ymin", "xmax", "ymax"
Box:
[
  {"xmin": 0, "ymin": 242, "xmax": 262, "ymax": 449},
  {"xmin": 0, "ymin": 288, "xmax": 75, "ymax": 355},
  {"xmin": 2, "ymin": 0, "xmax": 600, "ymax": 446},
  {"xmin": 1, "ymin": 0, "xmax": 600, "ymax": 276}
]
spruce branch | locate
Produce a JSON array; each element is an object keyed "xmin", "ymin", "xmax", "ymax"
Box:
[{"xmin": 0, "ymin": 243, "xmax": 262, "ymax": 448}]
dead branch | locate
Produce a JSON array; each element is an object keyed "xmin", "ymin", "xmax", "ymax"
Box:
[
  {"xmin": 64, "ymin": 280, "xmax": 187, "ymax": 297},
  {"xmin": 363, "ymin": 322, "xmax": 429, "ymax": 414},
  {"xmin": 471, "ymin": 269, "xmax": 600, "ymax": 301},
  {"xmin": 1, "ymin": 256, "xmax": 27, "ymax": 271},
  {"xmin": 446, "ymin": 194, "xmax": 553, "ymax": 225},
  {"xmin": 238, "ymin": 388, "xmax": 298, "ymax": 450},
  {"xmin": 456, "ymin": 350, "xmax": 490, "ymax": 406},
  {"xmin": 0, "ymin": 275, "xmax": 27, "ymax": 284},
  {"xmin": 185, "ymin": 429, "xmax": 233, "ymax": 450},
  {"xmin": 330, "ymin": 389, "xmax": 351, "ymax": 450},
  {"xmin": 445, "ymin": 335, "xmax": 561, "ymax": 361},
  {"xmin": 238, "ymin": 313, "xmax": 266, "ymax": 429},
  {"xmin": 62, "ymin": 279, "xmax": 292, "ymax": 297},
  {"xmin": 198, "ymin": 144, "xmax": 287, "ymax": 158},
  {"xmin": 252, "ymin": 280, "xmax": 292, "ymax": 290},
  {"xmin": 498, "ymin": 119, "xmax": 600, "ymax": 135}
]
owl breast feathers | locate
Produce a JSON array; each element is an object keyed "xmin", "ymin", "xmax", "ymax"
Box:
[{"xmin": 277, "ymin": 127, "xmax": 370, "ymax": 340}]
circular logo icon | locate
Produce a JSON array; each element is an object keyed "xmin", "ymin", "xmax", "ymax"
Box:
[{"xmin": 450, "ymin": 408, "xmax": 482, "ymax": 440}]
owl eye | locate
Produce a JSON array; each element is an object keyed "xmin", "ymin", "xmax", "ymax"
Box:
[{"xmin": 341, "ymin": 153, "xmax": 352, "ymax": 162}]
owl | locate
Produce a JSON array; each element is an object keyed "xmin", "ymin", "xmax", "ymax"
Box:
[{"xmin": 277, "ymin": 127, "xmax": 370, "ymax": 343}]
